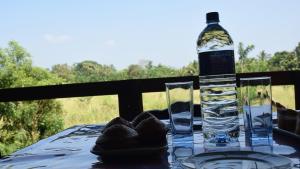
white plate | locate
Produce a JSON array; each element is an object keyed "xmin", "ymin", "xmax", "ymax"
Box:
[
  {"xmin": 181, "ymin": 151, "xmax": 292, "ymax": 169},
  {"xmin": 90, "ymin": 144, "xmax": 168, "ymax": 157}
]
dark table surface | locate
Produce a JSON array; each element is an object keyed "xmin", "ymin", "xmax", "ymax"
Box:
[{"xmin": 1, "ymin": 122, "xmax": 300, "ymax": 169}]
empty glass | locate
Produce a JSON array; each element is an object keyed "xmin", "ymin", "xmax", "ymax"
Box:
[
  {"xmin": 166, "ymin": 82, "xmax": 194, "ymax": 137},
  {"xmin": 166, "ymin": 81, "xmax": 194, "ymax": 159},
  {"xmin": 240, "ymin": 77, "xmax": 273, "ymax": 147}
]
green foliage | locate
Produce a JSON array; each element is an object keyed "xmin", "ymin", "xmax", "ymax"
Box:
[
  {"xmin": 179, "ymin": 60, "xmax": 199, "ymax": 76},
  {"xmin": 294, "ymin": 42, "xmax": 300, "ymax": 59},
  {"xmin": 236, "ymin": 42, "xmax": 300, "ymax": 73},
  {"xmin": 53, "ymin": 60, "xmax": 187, "ymax": 83},
  {"xmin": 238, "ymin": 42, "xmax": 255, "ymax": 60},
  {"xmin": 145, "ymin": 64, "xmax": 179, "ymax": 78},
  {"xmin": 73, "ymin": 60, "xmax": 117, "ymax": 82},
  {"xmin": 268, "ymin": 51, "xmax": 299, "ymax": 71},
  {"xmin": 126, "ymin": 64, "xmax": 145, "ymax": 78},
  {"xmin": 49, "ymin": 42, "xmax": 300, "ymax": 82},
  {"xmin": 51, "ymin": 64, "xmax": 75, "ymax": 82},
  {"xmin": 0, "ymin": 41, "xmax": 64, "ymax": 156},
  {"xmin": 237, "ymin": 42, "xmax": 255, "ymax": 73}
]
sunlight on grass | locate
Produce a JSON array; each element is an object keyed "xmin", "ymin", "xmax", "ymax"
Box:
[
  {"xmin": 58, "ymin": 86, "xmax": 294, "ymax": 129},
  {"xmin": 142, "ymin": 90, "xmax": 200, "ymax": 111},
  {"xmin": 58, "ymin": 95, "xmax": 119, "ymax": 129},
  {"xmin": 272, "ymin": 85, "xmax": 295, "ymax": 109}
]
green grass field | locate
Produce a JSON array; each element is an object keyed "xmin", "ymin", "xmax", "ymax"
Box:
[
  {"xmin": 60, "ymin": 85, "xmax": 295, "ymax": 129},
  {"xmin": 58, "ymin": 95, "xmax": 119, "ymax": 128}
]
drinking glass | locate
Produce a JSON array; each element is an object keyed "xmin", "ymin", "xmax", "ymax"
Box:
[
  {"xmin": 166, "ymin": 81, "xmax": 194, "ymax": 161},
  {"xmin": 166, "ymin": 81, "xmax": 194, "ymax": 137},
  {"xmin": 240, "ymin": 77, "xmax": 273, "ymax": 146}
]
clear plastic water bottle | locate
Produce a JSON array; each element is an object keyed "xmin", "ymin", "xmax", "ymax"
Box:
[{"xmin": 197, "ymin": 12, "xmax": 240, "ymax": 150}]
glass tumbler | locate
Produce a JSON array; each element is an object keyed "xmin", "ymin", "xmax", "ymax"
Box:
[{"xmin": 240, "ymin": 77, "xmax": 273, "ymax": 146}]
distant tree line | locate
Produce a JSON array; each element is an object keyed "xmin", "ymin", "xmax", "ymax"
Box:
[
  {"xmin": 236, "ymin": 42, "xmax": 300, "ymax": 73},
  {"xmin": 0, "ymin": 40, "xmax": 299, "ymax": 156},
  {"xmin": 50, "ymin": 60, "xmax": 199, "ymax": 83},
  {"xmin": 51, "ymin": 42, "xmax": 300, "ymax": 83}
]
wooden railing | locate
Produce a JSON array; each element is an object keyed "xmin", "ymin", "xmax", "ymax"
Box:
[{"xmin": 0, "ymin": 71, "xmax": 299, "ymax": 120}]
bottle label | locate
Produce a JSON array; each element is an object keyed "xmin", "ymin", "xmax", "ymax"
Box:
[{"xmin": 198, "ymin": 50, "xmax": 235, "ymax": 76}]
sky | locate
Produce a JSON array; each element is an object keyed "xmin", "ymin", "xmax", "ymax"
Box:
[{"xmin": 1, "ymin": 0, "xmax": 300, "ymax": 70}]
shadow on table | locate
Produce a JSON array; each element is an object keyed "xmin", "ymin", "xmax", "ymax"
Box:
[{"xmin": 91, "ymin": 151, "xmax": 170, "ymax": 169}]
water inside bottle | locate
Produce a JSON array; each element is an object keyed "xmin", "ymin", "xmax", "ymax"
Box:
[{"xmin": 200, "ymin": 74, "xmax": 240, "ymax": 150}]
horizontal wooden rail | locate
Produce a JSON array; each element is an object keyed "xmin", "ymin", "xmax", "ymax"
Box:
[{"xmin": 0, "ymin": 71, "xmax": 300, "ymax": 120}]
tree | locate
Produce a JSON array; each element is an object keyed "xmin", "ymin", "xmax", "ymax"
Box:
[
  {"xmin": 254, "ymin": 50, "xmax": 270, "ymax": 72},
  {"xmin": 294, "ymin": 42, "xmax": 300, "ymax": 69},
  {"xmin": 180, "ymin": 60, "xmax": 199, "ymax": 76},
  {"xmin": 238, "ymin": 42, "xmax": 255, "ymax": 60},
  {"xmin": 268, "ymin": 51, "xmax": 298, "ymax": 71},
  {"xmin": 0, "ymin": 41, "xmax": 63, "ymax": 156},
  {"xmin": 51, "ymin": 64, "xmax": 75, "ymax": 82},
  {"xmin": 237, "ymin": 42, "xmax": 255, "ymax": 73},
  {"xmin": 72, "ymin": 61, "xmax": 117, "ymax": 82},
  {"xmin": 295, "ymin": 42, "xmax": 300, "ymax": 58},
  {"xmin": 127, "ymin": 64, "xmax": 145, "ymax": 79}
]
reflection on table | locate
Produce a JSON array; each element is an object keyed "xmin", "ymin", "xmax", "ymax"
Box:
[{"xmin": 0, "ymin": 122, "xmax": 299, "ymax": 169}]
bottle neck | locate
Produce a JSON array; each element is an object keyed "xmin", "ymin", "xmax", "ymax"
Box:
[{"xmin": 207, "ymin": 22, "xmax": 219, "ymax": 25}]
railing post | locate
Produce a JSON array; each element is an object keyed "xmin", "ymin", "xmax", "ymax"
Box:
[
  {"xmin": 118, "ymin": 81, "xmax": 143, "ymax": 121},
  {"xmin": 294, "ymin": 72, "xmax": 300, "ymax": 110}
]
